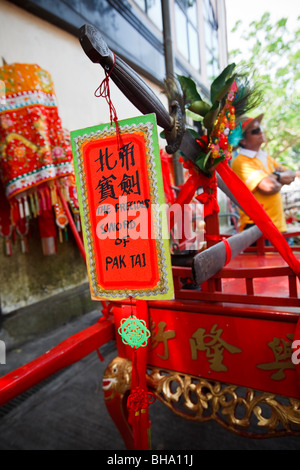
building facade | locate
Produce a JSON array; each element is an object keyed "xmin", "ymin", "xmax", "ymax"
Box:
[{"xmin": 1, "ymin": 0, "xmax": 228, "ymax": 127}]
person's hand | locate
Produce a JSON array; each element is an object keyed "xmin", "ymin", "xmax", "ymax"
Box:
[
  {"xmin": 258, "ymin": 176, "xmax": 282, "ymax": 195},
  {"xmin": 278, "ymin": 169, "xmax": 296, "ymax": 185}
]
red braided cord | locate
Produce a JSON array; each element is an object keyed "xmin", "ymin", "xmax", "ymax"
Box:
[{"xmin": 94, "ymin": 53, "xmax": 121, "ymax": 146}]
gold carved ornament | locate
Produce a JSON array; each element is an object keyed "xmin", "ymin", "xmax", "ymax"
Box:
[
  {"xmin": 102, "ymin": 357, "xmax": 300, "ymax": 438},
  {"xmin": 147, "ymin": 367, "xmax": 300, "ymax": 438}
]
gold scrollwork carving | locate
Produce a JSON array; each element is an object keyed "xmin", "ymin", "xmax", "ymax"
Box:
[{"xmin": 147, "ymin": 367, "xmax": 300, "ymax": 438}]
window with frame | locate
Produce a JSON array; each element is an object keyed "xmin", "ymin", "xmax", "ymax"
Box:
[
  {"xmin": 133, "ymin": 0, "xmax": 163, "ymax": 30},
  {"xmin": 203, "ymin": 0, "xmax": 220, "ymax": 79},
  {"xmin": 174, "ymin": 0, "xmax": 200, "ymax": 72}
]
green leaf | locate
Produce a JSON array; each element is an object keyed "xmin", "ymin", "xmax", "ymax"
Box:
[
  {"xmin": 215, "ymin": 77, "xmax": 236, "ymax": 103},
  {"xmin": 188, "ymin": 100, "xmax": 211, "ymax": 117},
  {"xmin": 209, "ymin": 156, "xmax": 225, "ymax": 167},
  {"xmin": 203, "ymin": 150, "xmax": 212, "ymax": 169},
  {"xmin": 186, "ymin": 127, "xmax": 200, "ymax": 139},
  {"xmin": 210, "ymin": 63, "xmax": 236, "ymax": 103},
  {"xmin": 194, "ymin": 152, "xmax": 207, "ymax": 170},
  {"xmin": 195, "ymin": 150, "xmax": 212, "ymax": 173},
  {"xmin": 203, "ymin": 101, "xmax": 220, "ymax": 131},
  {"xmin": 186, "ymin": 109, "xmax": 204, "ymax": 121},
  {"xmin": 177, "ymin": 74, "xmax": 203, "ymax": 103},
  {"xmin": 277, "ymin": 18, "xmax": 287, "ymax": 28}
]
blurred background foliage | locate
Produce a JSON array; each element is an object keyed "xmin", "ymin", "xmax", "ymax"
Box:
[{"xmin": 229, "ymin": 12, "xmax": 300, "ymax": 169}]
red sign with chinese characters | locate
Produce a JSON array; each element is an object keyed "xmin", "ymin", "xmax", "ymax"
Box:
[
  {"xmin": 71, "ymin": 115, "xmax": 174, "ymax": 301},
  {"xmin": 113, "ymin": 303, "xmax": 300, "ymax": 399}
]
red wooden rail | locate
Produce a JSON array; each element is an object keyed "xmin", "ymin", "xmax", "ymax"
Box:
[
  {"xmin": 0, "ymin": 317, "xmax": 114, "ymax": 407},
  {"xmin": 173, "ymin": 265, "xmax": 300, "ymax": 308}
]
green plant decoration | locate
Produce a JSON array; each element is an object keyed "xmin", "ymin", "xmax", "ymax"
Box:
[{"xmin": 175, "ymin": 63, "xmax": 261, "ymax": 175}]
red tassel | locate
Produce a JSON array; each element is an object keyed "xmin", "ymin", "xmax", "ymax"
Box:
[
  {"xmin": 38, "ymin": 209, "xmax": 57, "ymax": 255},
  {"xmin": 127, "ymin": 300, "xmax": 152, "ymax": 450}
]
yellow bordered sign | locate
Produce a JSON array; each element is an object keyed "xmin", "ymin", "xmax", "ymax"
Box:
[{"xmin": 70, "ymin": 114, "xmax": 174, "ymax": 301}]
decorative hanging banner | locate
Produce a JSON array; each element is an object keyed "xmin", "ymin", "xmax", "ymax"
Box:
[
  {"xmin": 70, "ymin": 114, "xmax": 174, "ymax": 301},
  {"xmin": 0, "ymin": 63, "xmax": 80, "ymax": 255}
]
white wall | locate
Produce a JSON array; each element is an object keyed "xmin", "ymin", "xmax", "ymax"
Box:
[{"xmin": 0, "ymin": 0, "xmax": 168, "ymax": 137}]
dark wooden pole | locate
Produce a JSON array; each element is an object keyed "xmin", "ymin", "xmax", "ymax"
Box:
[{"xmin": 193, "ymin": 225, "xmax": 262, "ymax": 285}]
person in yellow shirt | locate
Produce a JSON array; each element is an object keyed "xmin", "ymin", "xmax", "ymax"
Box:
[{"xmin": 231, "ymin": 114, "xmax": 298, "ymax": 233}]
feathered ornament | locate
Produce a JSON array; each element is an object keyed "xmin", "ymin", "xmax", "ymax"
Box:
[
  {"xmin": 228, "ymin": 122, "xmax": 244, "ymax": 148},
  {"xmin": 230, "ymin": 73, "xmax": 262, "ymax": 119}
]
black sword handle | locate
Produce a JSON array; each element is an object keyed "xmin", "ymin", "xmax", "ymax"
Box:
[{"xmin": 79, "ymin": 24, "xmax": 174, "ymax": 132}]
